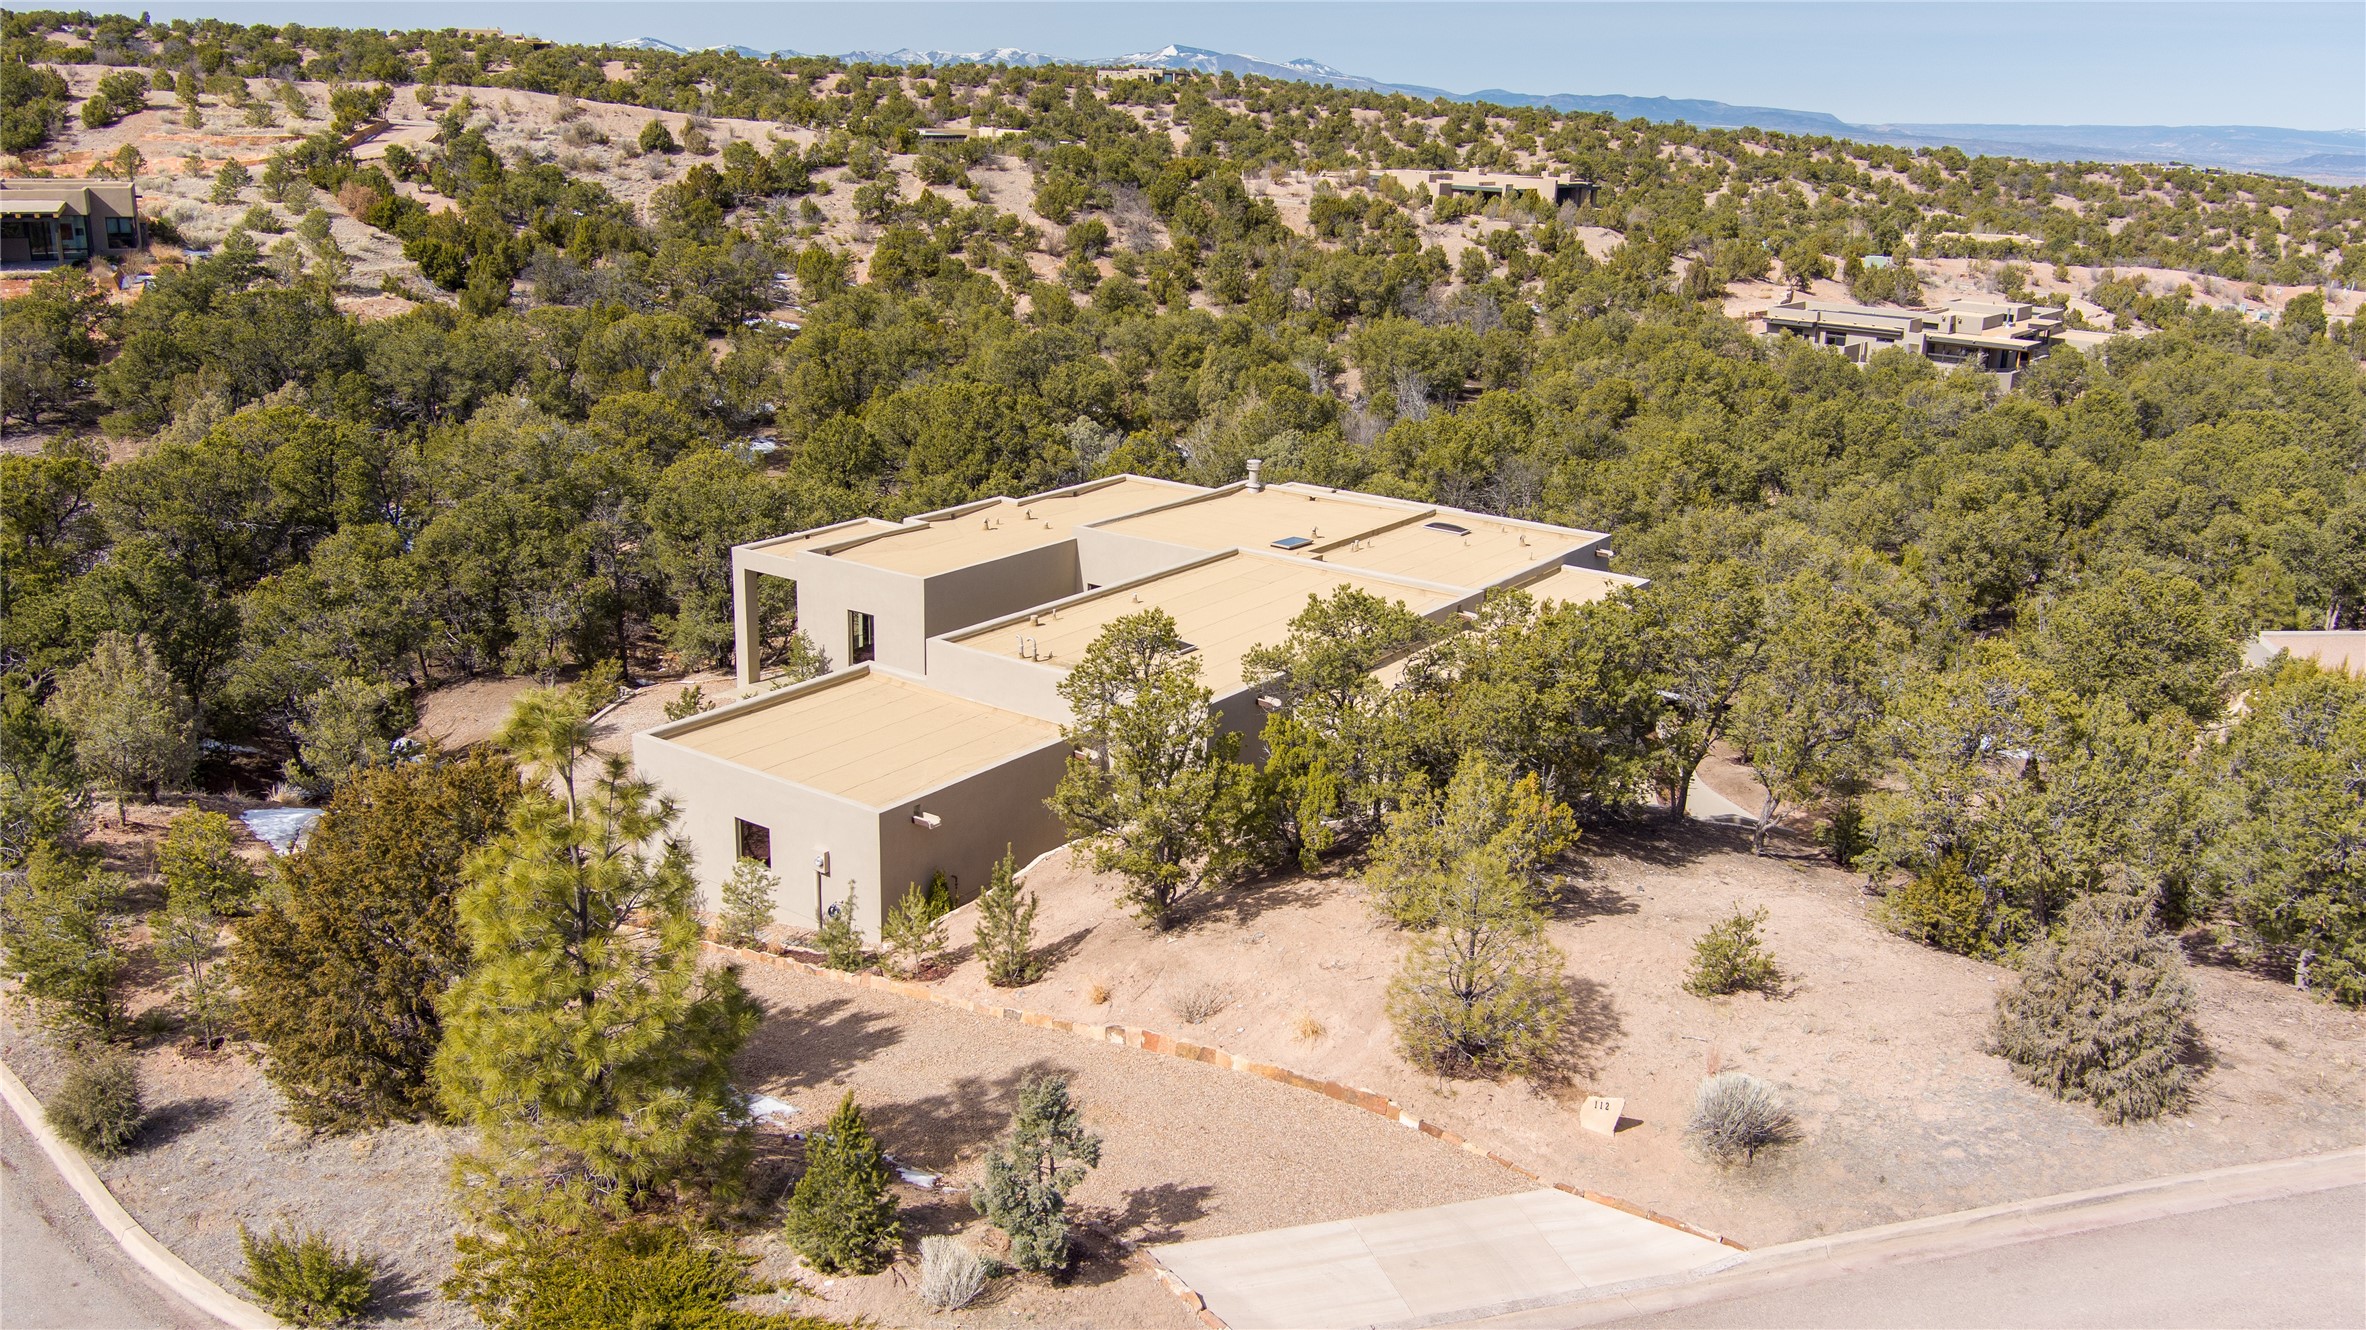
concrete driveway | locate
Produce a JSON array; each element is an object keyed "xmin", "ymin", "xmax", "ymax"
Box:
[{"xmin": 1150, "ymin": 1189, "xmax": 1737, "ymax": 1330}]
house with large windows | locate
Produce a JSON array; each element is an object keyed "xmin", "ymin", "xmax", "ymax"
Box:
[
  {"xmin": 0, "ymin": 179, "xmax": 142, "ymax": 267},
  {"xmin": 634, "ymin": 463, "xmax": 1637, "ymax": 939}
]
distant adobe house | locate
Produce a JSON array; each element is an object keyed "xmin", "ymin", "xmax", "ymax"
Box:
[
  {"xmin": 2244, "ymin": 631, "xmax": 2366, "ymax": 678},
  {"xmin": 0, "ymin": 179, "xmax": 143, "ymax": 267},
  {"xmin": 1763, "ymin": 294, "xmax": 2066, "ymax": 377},
  {"xmin": 1327, "ymin": 169, "xmax": 1599, "ymax": 211}
]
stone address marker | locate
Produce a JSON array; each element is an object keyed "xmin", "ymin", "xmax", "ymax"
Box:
[{"xmin": 1579, "ymin": 1094, "xmax": 1625, "ymax": 1136}]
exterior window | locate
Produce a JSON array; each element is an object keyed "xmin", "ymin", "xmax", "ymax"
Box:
[
  {"xmin": 735, "ymin": 818, "xmax": 772, "ymax": 868},
  {"xmin": 849, "ymin": 610, "xmax": 876, "ymax": 664},
  {"xmin": 104, "ymin": 215, "xmax": 136, "ymax": 248}
]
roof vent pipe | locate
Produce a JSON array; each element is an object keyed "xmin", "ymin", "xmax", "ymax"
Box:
[{"xmin": 1245, "ymin": 458, "xmax": 1264, "ymax": 492}]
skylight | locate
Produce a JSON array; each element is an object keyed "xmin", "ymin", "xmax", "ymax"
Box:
[
  {"xmin": 1270, "ymin": 535, "xmax": 1314, "ymax": 550},
  {"xmin": 1424, "ymin": 521, "xmax": 1472, "ymax": 536}
]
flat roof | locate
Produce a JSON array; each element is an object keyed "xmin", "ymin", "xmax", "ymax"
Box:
[
  {"xmin": 2251, "ymin": 631, "xmax": 2366, "ymax": 678},
  {"xmin": 949, "ymin": 551, "xmax": 1457, "ymax": 692},
  {"xmin": 1318, "ymin": 512, "xmax": 1593, "ymax": 587},
  {"xmin": 831, "ymin": 476, "xmax": 1196, "ymax": 576},
  {"xmin": 659, "ymin": 670, "xmax": 1061, "ymax": 806},
  {"xmin": 0, "ymin": 198, "xmax": 70, "ymax": 215},
  {"xmin": 1091, "ymin": 485, "xmax": 1415, "ymax": 556},
  {"xmin": 1523, "ymin": 564, "xmax": 1647, "ymax": 608},
  {"xmin": 741, "ymin": 516, "xmax": 905, "ymax": 558}
]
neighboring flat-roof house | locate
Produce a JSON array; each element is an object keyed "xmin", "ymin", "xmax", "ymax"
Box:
[
  {"xmin": 1764, "ymin": 294, "xmax": 2065, "ymax": 375},
  {"xmin": 648, "ymin": 463, "xmax": 1628, "ymax": 939},
  {"xmin": 0, "ymin": 179, "xmax": 142, "ymax": 267},
  {"xmin": 2244, "ymin": 631, "xmax": 2366, "ymax": 678},
  {"xmin": 1346, "ymin": 169, "xmax": 1597, "ymax": 210}
]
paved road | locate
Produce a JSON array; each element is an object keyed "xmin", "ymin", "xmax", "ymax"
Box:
[
  {"xmin": 1600, "ymin": 1184, "xmax": 2366, "ymax": 1330},
  {"xmin": 1, "ymin": 1108, "xmax": 212, "ymax": 1330}
]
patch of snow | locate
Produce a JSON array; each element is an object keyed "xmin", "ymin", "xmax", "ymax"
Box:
[{"xmin": 241, "ymin": 807, "xmax": 323, "ymax": 855}]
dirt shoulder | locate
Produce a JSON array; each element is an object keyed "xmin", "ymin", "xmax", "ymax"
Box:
[
  {"xmin": 727, "ymin": 957, "xmax": 1530, "ymax": 1327},
  {"xmin": 921, "ymin": 830, "xmax": 2366, "ymax": 1248}
]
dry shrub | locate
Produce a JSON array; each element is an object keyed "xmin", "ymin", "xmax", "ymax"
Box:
[
  {"xmin": 1686, "ymin": 1072, "xmax": 1796, "ymax": 1165},
  {"xmin": 334, "ymin": 179, "xmax": 379, "ymax": 219},
  {"xmin": 1084, "ymin": 978, "xmax": 1111, "ymax": 1005},
  {"xmin": 915, "ymin": 1235, "xmax": 985, "ymax": 1311},
  {"xmin": 1293, "ymin": 1012, "xmax": 1325, "ymax": 1042},
  {"xmin": 1166, "ymin": 980, "xmax": 1232, "ymax": 1025}
]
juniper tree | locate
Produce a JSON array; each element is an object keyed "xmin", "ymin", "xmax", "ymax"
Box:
[
  {"xmin": 1050, "ymin": 610, "xmax": 1257, "ymax": 928},
  {"xmin": 154, "ymin": 887, "xmax": 234, "ymax": 1048},
  {"xmin": 1729, "ymin": 575, "xmax": 1889, "ymax": 855},
  {"xmin": 974, "ymin": 846, "xmax": 1041, "ymax": 988},
  {"xmin": 1369, "ymin": 754, "xmax": 1576, "ymax": 929},
  {"xmin": 780, "ymin": 1093, "xmax": 900, "ymax": 1274},
  {"xmin": 234, "ymin": 752, "xmax": 518, "ymax": 1130},
  {"xmin": 1992, "ymin": 892, "xmax": 2195, "ymax": 1124},
  {"xmin": 434, "ymin": 683, "xmax": 760, "ymax": 1229},
  {"xmin": 974, "ymin": 1074, "xmax": 1101, "ymax": 1274}
]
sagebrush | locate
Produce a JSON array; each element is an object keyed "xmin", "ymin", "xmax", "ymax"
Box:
[{"xmin": 1686, "ymin": 1072, "xmax": 1796, "ymax": 1165}]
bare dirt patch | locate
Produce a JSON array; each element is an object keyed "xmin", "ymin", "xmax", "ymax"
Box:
[
  {"xmin": 923, "ymin": 829, "xmax": 2366, "ymax": 1246},
  {"xmin": 728, "ymin": 959, "xmax": 1529, "ymax": 1327}
]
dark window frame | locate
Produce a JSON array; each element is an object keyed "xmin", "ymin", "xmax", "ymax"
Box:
[
  {"xmin": 849, "ymin": 610, "xmax": 876, "ymax": 664},
  {"xmin": 735, "ymin": 818, "xmax": 772, "ymax": 868}
]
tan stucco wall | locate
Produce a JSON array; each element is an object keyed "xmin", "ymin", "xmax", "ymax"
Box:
[
  {"xmin": 632, "ymin": 728, "xmax": 887, "ymax": 936},
  {"xmin": 874, "ymin": 741, "xmax": 1073, "ymax": 919}
]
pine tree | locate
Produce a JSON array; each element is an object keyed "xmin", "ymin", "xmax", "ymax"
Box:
[
  {"xmin": 879, "ymin": 887, "xmax": 948, "ymax": 979},
  {"xmin": 0, "ymin": 844, "xmax": 125, "ymax": 1041},
  {"xmin": 433, "ymin": 682, "xmax": 760, "ymax": 1230},
  {"xmin": 1385, "ymin": 855, "xmax": 1572, "ymax": 1078},
  {"xmin": 46, "ymin": 631, "xmax": 197, "ymax": 824},
  {"xmin": 158, "ymin": 807, "xmax": 261, "ymax": 916},
  {"xmin": 1992, "ymin": 892, "xmax": 2195, "ymax": 1123},
  {"xmin": 781, "ymin": 1093, "xmax": 900, "ymax": 1274},
  {"xmin": 233, "ymin": 752, "xmax": 518, "ymax": 1131},
  {"xmin": 716, "ymin": 856, "xmax": 777, "ymax": 948},
  {"xmin": 974, "ymin": 1074, "xmax": 1101, "ymax": 1274},
  {"xmin": 974, "ymin": 847, "xmax": 1040, "ymax": 988},
  {"xmin": 154, "ymin": 888, "xmax": 233, "ymax": 1049}
]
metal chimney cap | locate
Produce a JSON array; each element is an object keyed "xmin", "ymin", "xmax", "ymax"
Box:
[{"xmin": 1245, "ymin": 458, "xmax": 1264, "ymax": 491}]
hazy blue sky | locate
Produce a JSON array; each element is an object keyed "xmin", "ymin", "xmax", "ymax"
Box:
[{"xmin": 115, "ymin": 2, "xmax": 2365, "ymax": 130}]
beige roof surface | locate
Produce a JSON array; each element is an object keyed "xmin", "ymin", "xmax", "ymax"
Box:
[
  {"xmin": 661, "ymin": 671, "xmax": 1061, "ymax": 806},
  {"xmin": 742, "ymin": 517, "xmax": 904, "ymax": 557},
  {"xmin": 1319, "ymin": 513, "xmax": 1591, "ymax": 588},
  {"xmin": 833, "ymin": 477, "xmax": 1196, "ymax": 575},
  {"xmin": 1091, "ymin": 486, "xmax": 1415, "ymax": 555},
  {"xmin": 951, "ymin": 552, "xmax": 1456, "ymax": 691},
  {"xmin": 1522, "ymin": 564, "xmax": 1646, "ymax": 608},
  {"xmin": 2252, "ymin": 631, "xmax": 2366, "ymax": 678}
]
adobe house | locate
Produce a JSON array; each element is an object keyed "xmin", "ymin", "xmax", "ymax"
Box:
[
  {"xmin": 0, "ymin": 179, "xmax": 142, "ymax": 267},
  {"xmin": 1763, "ymin": 294, "xmax": 2066, "ymax": 376},
  {"xmin": 638, "ymin": 464, "xmax": 1632, "ymax": 939}
]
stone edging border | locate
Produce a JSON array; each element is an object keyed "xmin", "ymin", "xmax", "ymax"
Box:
[
  {"xmin": 0, "ymin": 1056, "xmax": 280, "ymax": 1329},
  {"xmin": 706, "ymin": 939, "xmax": 1742, "ymax": 1327}
]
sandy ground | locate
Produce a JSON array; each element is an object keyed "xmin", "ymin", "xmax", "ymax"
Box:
[
  {"xmin": 915, "ymin": 827, "xmax": 2366, "ymax": 1249},
  {"xmin": 727, "ymin": 959, "xmax": 1529, "ymax": 1328}
]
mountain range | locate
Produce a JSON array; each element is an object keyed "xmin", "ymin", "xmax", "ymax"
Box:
[{"xmin": 603, "ymin": 39, "xmax": 2364, "ymax": 179}]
